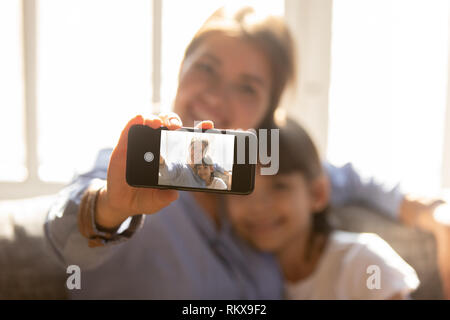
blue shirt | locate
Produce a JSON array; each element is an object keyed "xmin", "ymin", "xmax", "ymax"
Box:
[
  {"xmin": 44, "ymin": 148, "xmax": 403, "ymax": 299},
  {"xmin": 159, "ymin": 161, "xmax": 207, "ymax": 188}
]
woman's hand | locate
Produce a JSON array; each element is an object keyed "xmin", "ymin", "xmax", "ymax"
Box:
[
  {"xmin": 399, "ymin": 196, "xmax": 450, "ymax": 299},
  {"xmin": 95, "ymin": 113, "xmax": 214, "ymax": 231}
]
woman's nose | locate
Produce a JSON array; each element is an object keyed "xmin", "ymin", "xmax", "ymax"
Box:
[{"xmin": 203, "ymin": 81, "xmax": 228, "ymax": 107}]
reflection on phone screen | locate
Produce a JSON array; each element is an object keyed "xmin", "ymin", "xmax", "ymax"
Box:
[{"xmin": 158, "ymin": 130, "xmax": 235, "ymax": 191}]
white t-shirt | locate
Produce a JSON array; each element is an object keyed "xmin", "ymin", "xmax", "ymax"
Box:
[
  {"xmin": 208, "ymin": 177, "xmax": 227, "ymax": 190},
  {"xmin": 284, "ymin": 231, "xmax": 420, "ymax": 300}
]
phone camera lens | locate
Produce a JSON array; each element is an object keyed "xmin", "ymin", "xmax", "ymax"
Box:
[{"xmin": 144, "ymin": 152, "xmax": 154, "ymax": 163}]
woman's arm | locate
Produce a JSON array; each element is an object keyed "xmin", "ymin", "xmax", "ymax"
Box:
[
  {"xmin": 44, "ymin": 155, "xmax": 136, "ymax": 270},
  {"xmin": 46, "ymin": 114, "xmax": 209, "ymax": 270},
  {"xmin": 158, "ymin": 156, "xmax": 183, "ymax": 184},
  {"xmin": 323, "ymin": 162, "xmax": 404, "ymax": 219},
  {"xmin": 324, "ymin": 161, "xmax": 450, "ymax": 298}
]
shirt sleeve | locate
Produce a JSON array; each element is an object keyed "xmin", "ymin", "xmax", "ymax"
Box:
[
  {"xmin": 337, "ymin": 233, "xmax": 420, "ymax": 299},
  {"xmin": 158, "ymin": 161, "xmax": 182, "ymax": 184},
  {"xmin": 212, "ymin": 178, "xmax": 227, "ymax": 190},
  {"xmin": 44, "ymin": 148, "xmax": 145, "ymax": 270},
  {"xmin": 323, "ymin": 161, "xmax": 405, "ymax": 220}
]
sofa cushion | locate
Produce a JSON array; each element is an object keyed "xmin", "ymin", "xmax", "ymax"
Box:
[{"xmin": 0, "ymin": 195, "xmax": 67, "ymax": 299}]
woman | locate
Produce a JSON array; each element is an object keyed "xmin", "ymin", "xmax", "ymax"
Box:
[
  {"xmin": 45, "ymin": 6, "xmax": 443, "ymax": 299},
  {"xmin": 227, "ymin": 119, "xmax": 420, "ymax": 299},
  {"xmin": 158, "ymin": 137, "xmax": 211, "ymax": 188},
  {"xmin": 194, "ymin": 156, "xmax": 228, "ymax": 190}
]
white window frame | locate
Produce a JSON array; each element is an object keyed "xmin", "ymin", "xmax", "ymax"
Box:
[
  {"xmin": 442, "ymin": 5, "xmax": 450, "ymax": 189},
  {"xmin": 283, "ymin": 0, "xmax": 333, "ymax": 158}
]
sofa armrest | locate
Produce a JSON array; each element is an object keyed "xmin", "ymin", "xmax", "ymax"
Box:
[
  {"xmin": 332, "ymin": 205, "xmax": 443, "ymax": 299},
  {"xmin": 0, "ymin": 195, "xmax": 68, "ymax": 299}
]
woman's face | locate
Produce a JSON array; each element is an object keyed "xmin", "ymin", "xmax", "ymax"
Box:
[
  {"xmin": 227, "ymin": 172, "xmax": 316, "ymax": 253},
  {"xmin": 196, "ymin": 164, "xmax": 213, "ymax": 182},
  {"xmin": 174, "ymin": 33, "xmax": 273, "ymax": 130}
]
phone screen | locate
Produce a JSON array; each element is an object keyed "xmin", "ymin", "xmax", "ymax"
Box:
[
  {"xmin": 126, "ymin": 125, "xmax": 255, "ymax": 195},
  {"xmin": 158, "ymin": 130, "xmax": 235, "ymax": 191}
]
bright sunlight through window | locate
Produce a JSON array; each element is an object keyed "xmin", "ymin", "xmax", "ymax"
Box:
[{"xmin": 327, "ymin": 0, "xmax": 449, "ymax": 196}]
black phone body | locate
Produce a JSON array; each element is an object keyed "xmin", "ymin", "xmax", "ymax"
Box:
[{"xmin": 126, "ymin": 125, "xmax": 256, "ymax": 195}]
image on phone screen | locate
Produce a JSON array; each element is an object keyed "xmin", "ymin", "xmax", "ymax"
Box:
[{"xmin": 158, "ymin": 130, "xmax": 235, "ymax": 191}]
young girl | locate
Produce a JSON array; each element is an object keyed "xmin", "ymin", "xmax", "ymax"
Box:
[
  {"xmin": 194, "ymin": 156, "xmax": 228, "ymax": 190},
  {"xmin": 227, "ymin": 118, "xmax": 420, "ymax": 299}
]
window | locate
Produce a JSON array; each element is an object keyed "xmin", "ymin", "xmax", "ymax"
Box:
[
  {"xmin": 0, "ymin": 0, "xmax": 26, "ymax": 182},
  {"xmin": 0, "ymin": 0, "xmax": 284, "ymax": 199},
  {"xmin": 327, "ymin": 0, "xmax": 449, "ymax": 196},
  {"xmin": 37, "ymin": 0, "xmax": 152, "ymax": 182}
]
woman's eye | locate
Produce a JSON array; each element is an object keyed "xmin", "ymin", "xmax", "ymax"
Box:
[
  {"xmin": 196, "ymin": 62, "xmax": 215, "ymax": 75},
  {"xmin": 272, "ymin": 182, "xmax": 290, "ymax": 191},
  {"xmin": 238, "ymin": 84, "xmax": 256, "ymax": 95}
]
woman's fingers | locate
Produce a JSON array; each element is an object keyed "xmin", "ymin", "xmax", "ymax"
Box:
[
  {"xmin": 159, "ymin": 112, "xmax": 183, "ymax": 130},
  {"xmin": 114, "ymin": 112, "xmax": 213, "ymax": 161},
  {"xmin": 144, "ymin": 115, "xmax": 163, "ymax": 129},
  {"xmin": 116, "ymin": 114, "xmax": 213, "ymax": 160},
  {"xmin": 150, "ymin": 112, "xmax": 214, "ymax": 130},
  {"xmin": 194, "ymin": 120, "xmax": 214, "ymax": 130}
]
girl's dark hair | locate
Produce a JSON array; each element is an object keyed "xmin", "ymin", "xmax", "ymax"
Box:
[{"xmin": 259, "ymin": 117, "xmax": 333, "ymax": 240}]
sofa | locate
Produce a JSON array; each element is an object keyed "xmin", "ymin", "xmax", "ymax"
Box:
[{"xmin": 0, "ymin": 195, "xmax": 443, "ymax": 299}]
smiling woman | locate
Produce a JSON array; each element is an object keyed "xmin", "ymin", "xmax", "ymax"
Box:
[
  {"xmin": 173, "ymin": 6, "xmax": 296, "ymax": 130},
  {"xmin": 160, "ymin": 0, "xmax": 284, "ymax": 112}
]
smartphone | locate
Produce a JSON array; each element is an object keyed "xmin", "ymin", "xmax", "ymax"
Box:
[{"xmin": 126, "ymin": 125, "xmax": 257, "ymax": 195}]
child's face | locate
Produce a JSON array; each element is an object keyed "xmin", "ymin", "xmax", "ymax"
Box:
[
  {"xmin": 196, "ymin": 164, "xmax": 212, "ymax": 182},
  {"xmin": 227, "ymin": 172, "xmax": 328, "ymax": 253}
]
